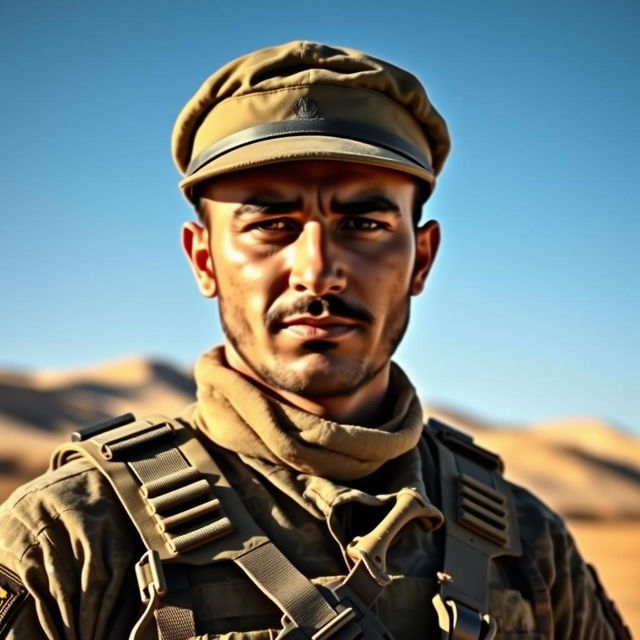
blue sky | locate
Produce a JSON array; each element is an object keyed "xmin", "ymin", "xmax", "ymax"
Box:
[{"xmin": 1, "ymin": 0, "xmax": 638, "ymax": 431}]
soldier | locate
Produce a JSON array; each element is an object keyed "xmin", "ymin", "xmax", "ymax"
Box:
[{"xmin": 0, "ymin": 41, "xmax": 630, "ymax": 639}]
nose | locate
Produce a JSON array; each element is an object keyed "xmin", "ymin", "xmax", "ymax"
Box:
[{"xmin": 288, "ymin": 221, "xmax": 347, "ymax": 295}]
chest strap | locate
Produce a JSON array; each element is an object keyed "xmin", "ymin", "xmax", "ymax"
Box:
[
  {"xmin": 51, "ymin": 413, "xmax": 430, "ymax": 640},
  {"xmin": 424, "ymin": 419, "xmax": 522, "ymax": 640}
]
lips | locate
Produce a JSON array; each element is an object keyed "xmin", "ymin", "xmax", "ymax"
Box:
[{"xmin": 278, "ymin": 315, "xmax": 359, "ymax": 340}]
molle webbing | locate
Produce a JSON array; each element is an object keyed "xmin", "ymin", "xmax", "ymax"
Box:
[
  {"xmin": 52, "ymin": 413, "xmax": 237, "ymax": 562},
  {"xmin": 51, "ymin": 412, "xmax": 526, "ymax": 640},
  {"xmin": 51, "ymin": 414, "xmax": 402, "ymax": 640}
]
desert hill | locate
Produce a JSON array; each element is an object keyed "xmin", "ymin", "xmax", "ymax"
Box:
[
  {"xmin": 0, "ymin": 357, "xmax": 196, "ymax": 498},
  {"xmin": 0, "ymin": 357, "xmax": 638, "ymax": 633},
  {"xmin": 0, "ymin": 357, "xmax": 195, "ymax": 433}
]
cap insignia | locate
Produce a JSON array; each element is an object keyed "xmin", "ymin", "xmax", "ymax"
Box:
[{"xmin": 293, "ymin": 96, "xmax": 320, "ymax": 119}]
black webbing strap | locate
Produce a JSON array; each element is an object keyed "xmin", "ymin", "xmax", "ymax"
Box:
[
  {"xmin": 424, "ymin": 419, "xmax": 522, "ymax": 640},
  {"xmin": 517, "ymin": 548, "xmax": 553, "ymax": 638}
]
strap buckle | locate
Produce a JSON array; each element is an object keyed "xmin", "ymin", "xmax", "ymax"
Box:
[
  {"xmin": 276, "ymin": 605, "xmax": 358, "ymax": 640},
  {"xmin": 346, "ymin": 488, "xmax": 435, "ymax": 587},
  {"xmin": 432, "ymin": 594, "xmax": 496, "ymax": 640},
  {"xmin": 135, "ymin": 550, "xmax": 167, "ymax": 604},
  {"xmin": 277, "ymin": 598, "xmax": 393, "ymax": 640},
  {"xmin": 310, "ymin": 606, "xmax": 357, "ymax": 640}
]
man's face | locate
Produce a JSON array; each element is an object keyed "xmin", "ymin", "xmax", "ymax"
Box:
[{"xmin": 184, "ymin": 161, "xmax": 438, "ymax": 398}]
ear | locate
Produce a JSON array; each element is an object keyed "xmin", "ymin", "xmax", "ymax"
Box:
[
  {"xmin": 181, "ymin": 221, "xmax": 218, "ymax": 298},
  {"xmin": 410, "ymin": 220, "xmax": 440, "ymax": 296}
]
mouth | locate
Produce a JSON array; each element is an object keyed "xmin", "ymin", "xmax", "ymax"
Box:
[{"xmin": 277, "ymin": 315, "xmax": 359, "ymax": 340}]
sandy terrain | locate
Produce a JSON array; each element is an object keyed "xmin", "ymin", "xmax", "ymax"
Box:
[{"xmin": 0, "ymin": 358, "xmax": 637, "ymax": 634}]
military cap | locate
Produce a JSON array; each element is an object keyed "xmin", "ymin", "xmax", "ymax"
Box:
[{"xmin": 172, "ymin": 40, "xmax": 450, "ymax": 202}]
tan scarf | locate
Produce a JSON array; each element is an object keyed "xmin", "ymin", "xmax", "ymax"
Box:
[{"xmin": 192, "ymin": 347, "xmax": 424, "ymax": 482}]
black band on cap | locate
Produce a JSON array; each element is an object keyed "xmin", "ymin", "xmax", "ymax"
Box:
[{"xmin": 186, "ymin": 118, "xmax": 433, "ymax": 177}]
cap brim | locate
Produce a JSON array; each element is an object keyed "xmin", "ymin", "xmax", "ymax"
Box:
[{"xmin": 179, "ymin": 135, "xmax": 434, "ymax": 203}]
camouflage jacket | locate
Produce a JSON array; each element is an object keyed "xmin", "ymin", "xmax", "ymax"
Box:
[{"xmin": 0, "ymin": 419, "xmax": 624, "ymax": 640}]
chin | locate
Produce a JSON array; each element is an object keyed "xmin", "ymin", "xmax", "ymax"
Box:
[{"xmin": 261, "ymin": 351, "xmax": 380, "ymax": 398}]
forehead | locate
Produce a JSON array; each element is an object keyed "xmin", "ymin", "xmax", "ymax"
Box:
[{"xmin": 198, "ymin": 160, "xmax": 416, "ymax": 201}]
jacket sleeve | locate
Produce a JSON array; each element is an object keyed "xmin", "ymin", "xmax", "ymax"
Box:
[
  {"xmin": 512, "ymin": 484, "xmax": 630, "ymax": 639},
  {"xmin": 0, "ymin": 461, "xmax": 143, "ymax": 640}
]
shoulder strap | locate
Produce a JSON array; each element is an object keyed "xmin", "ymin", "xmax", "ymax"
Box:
[
  {"xmin": 51, "ymin": 413, "xmax": 409, "ymax": 640},
  {"xmin": 423, "ymin": 418, "xmax": 522, "ymax": 640}
]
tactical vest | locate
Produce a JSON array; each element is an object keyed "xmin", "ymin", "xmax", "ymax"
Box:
[{"xmin": 50, "ymin": 413, "xmax": 540, "ymax": 640}]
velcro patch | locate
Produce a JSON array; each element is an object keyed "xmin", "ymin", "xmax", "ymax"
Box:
[{"xmin": 0, "ymin": 565, "xmax": 28, "ymax": 636}]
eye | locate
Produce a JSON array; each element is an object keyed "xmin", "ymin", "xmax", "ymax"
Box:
[
  {"xmin": 341, "ymin": 217, "xmax": 388, "ymax": 232},
  {"xmin": 253, "ymin": 220, "xmax": 293, "ymax": 231},
  {"xmin": 247, "ymin": 218, "xmax": 300, "ymax": 241},
  {"xmin": 251, "ymin": 218, "xmax": 299, "ymax": 232}
]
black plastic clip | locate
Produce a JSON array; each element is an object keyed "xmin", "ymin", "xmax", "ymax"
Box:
[{"xmin": 72, "ymin": 412, "xmax": 136, "ymax": 442}]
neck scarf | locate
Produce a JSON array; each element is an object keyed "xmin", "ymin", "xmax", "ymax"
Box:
[{"xmin": 192, "ymin": 347, "xmax": 424, "ymax": 481}]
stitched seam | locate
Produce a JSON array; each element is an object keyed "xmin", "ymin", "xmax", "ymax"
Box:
[
  {"xmin": 17, "ymin": 505, "xmax": 104, "ymax": 563},
  {"xmin": 303, "ymin": 485, "xmax": 332, "ymax": 513},
  {"xmin": 6, "ymin": 464, "xmax": 96, "ymax": 511},
  {"xmin": 212, "ymin": 83, "xmax": 416, "ymax": 117}
]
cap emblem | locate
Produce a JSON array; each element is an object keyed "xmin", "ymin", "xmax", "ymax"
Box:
[{"xmin": 293, "ymin": 96, "xmax": 320, "ymax": 119}]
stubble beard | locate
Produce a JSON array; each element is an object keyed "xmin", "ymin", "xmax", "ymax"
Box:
[{"xmin": 217, "ymin": 291, "xmax": 411, "ymax": 398}]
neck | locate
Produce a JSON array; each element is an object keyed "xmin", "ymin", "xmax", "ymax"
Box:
[
  {"xmin": 223, "ymin": 344, "xmax": 391, "ymax": 426},
  {"xmin": 193, "ymin": 345, "xmax": 424, "ymax": 481}
]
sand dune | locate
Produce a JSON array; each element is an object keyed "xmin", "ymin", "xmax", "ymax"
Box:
[
  {"xmin": 0, "ymin": 357, "xmax": 195, "ymax": 433},
  {"xmin": 0, "ymin": 358, "xmax": 638, "ymax": 633}
]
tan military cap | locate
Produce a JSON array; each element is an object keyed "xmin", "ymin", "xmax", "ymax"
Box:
[{"xmin": 172, "ymin": 41, "xmax": 450, "ymax": 203}]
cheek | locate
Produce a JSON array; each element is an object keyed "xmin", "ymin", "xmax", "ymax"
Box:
[
  {"xmin": 221, "ymin": 270, "xmax": 264, "ymax": 321},
  {"xmin": 215, "ymin": 254, "xmax": 281, "ymax": 327},
  {"xmin": 358, "ymin": 239, "xmax": 416, "ymax": 294},
  {"xmin": 213, "ymin": 234, "xmax": 273, "ymax": 291}
]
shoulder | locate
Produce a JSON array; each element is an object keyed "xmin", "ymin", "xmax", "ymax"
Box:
[
  {"xmin": 505, "ymin": 481, "xmax": 629, "ymax": 638},
  {"xmin": 422, "ymin": 420, "xmax": 572, "ymax": 549},
  {"xmin": 504, "ymin": 481, "xmax": 571, "ymax": 579},
  {"xmin": 0, "ymin": 460, "xmax": 144, "ymax": 639},
  {"xmin": 506, "ymin": 479, "xmax": 583, "ymax": 573},
  {"xmin": 0, "ymin": 458, "xmax": 137, "ymax": 561},
  {"xmin": 508, "ymin": 481, "xmax": 568, "ymax": 540},
  {"xmin": 2, "ymin": 457, "xmax": 117, "ymax": 517}
]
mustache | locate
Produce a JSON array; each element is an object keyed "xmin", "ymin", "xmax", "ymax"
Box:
[{"xmin": 266, "ymin": 295, "xmax": 375, "ymax": 328}]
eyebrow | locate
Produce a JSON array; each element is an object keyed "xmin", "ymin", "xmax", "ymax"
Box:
[
  {"xmin": 232, "ymin": 194, "xmax": 401, "ymax": 218},
  {"xmin": 232, "ymin": 197, "xmax": 301, "ymax": 218},
  {"xmin": 332, "ymin": 195, "xmax": 400, "ymax": 216}
]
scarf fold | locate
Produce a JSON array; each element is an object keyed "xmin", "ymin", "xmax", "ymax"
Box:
[{"xmin": 192, "ymin": 346, "xmax": 425, "ymax": 481}]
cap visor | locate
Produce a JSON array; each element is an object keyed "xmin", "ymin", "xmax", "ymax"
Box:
[{"xmin": 179, "ymin": 135, "xmax": 434, "ymax": 202}]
